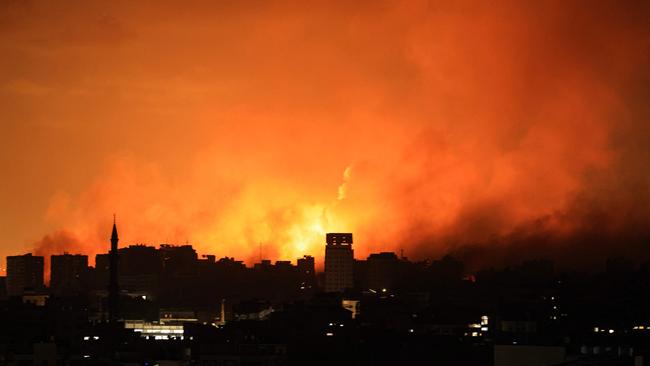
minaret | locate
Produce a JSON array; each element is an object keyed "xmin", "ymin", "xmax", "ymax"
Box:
[{"xmin": 108, "ymin": 215, "xmax": 120, "ymax": 323}]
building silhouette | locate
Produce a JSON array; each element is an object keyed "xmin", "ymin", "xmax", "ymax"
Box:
[
  {"xmin": 50, "ymin": 253, "xmax": 88, "ymax": 296},
  {"xmin": 3, "ymin": 227, "xmax": 650, "ymax": 365},
  {"xmin": 297, "ymin": 255, "xmax": 316, "ymax": 288},
  {"xmin": 324, "ymin": 233, "xmax": 354, "ymax": 292},
  {"xmin": 0, "ymin": 276, "xmax": 6, "ymax": 300},
  {"xmin": 95, "ymin": 244, "xmax": 161, "ymax": 295},
  {"xmin": 366, "ymin": 252, "xmax": 399, "ymax": 291},
  {"xmin": 6, "ymin": 253, "xmax": 44, "ymax": 296},
  {"xmin": 119, "ymin": 245, "xmax": 161, "ymax": 295},
  {"xmin": 160, "ymin": 244, "xmax": 197, "ymax": 277}
]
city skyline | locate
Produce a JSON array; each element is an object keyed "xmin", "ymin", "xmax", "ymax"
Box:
[
  {"xmin": 5, "ymin": 221, "xmax": 648, "ymax": 288},
  {"xmin": 3, "ymin": 219, "xmax": 649, "ymax": 365},
  {"xmin": 6, "ymin": 224, "xmax": 395, "ymax": 282}
]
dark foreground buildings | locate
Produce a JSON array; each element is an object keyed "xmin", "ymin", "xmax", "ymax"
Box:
[
  {"xmin": 50, "ymin": 254, "xmax": 88, "ymax": 296},
  {"xmin": 2, "ymin": 227, "xmax": 650, "ymax": 365},
  {"xmin": 6, "ymin": 253, "xmax": 44, "ymax": 297}
]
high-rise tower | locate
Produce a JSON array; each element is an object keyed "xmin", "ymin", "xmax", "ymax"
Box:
[
  {"xmin": 324, "ymin": 233, "xmax": 354, "ymax": 292},
  {"xmin": 50, "ymin": 253, "xmax": 88, "ymax": 296},
  {"xmin": 108, "ymin": 215, "xmax": 120, "ymax": 322},
  {"xmin": 6, "ymin": 253, "xmax": 44, "ymax": 296}
]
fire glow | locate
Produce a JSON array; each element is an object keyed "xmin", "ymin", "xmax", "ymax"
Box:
[{"xmin": 0, "ymin": 1, "xmax": 648, "ymax": 272}]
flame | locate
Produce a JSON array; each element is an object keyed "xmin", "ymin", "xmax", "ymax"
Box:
[{"xmin": 0, "ymin": 1, "xmax": 648, "ymax": 270}]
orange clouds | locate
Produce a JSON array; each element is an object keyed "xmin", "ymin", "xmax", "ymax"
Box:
[{"xmin": 0, "ymin": 1, "xmax": 649, "ymax": 272}]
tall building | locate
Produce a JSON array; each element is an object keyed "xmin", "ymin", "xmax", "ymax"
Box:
[
  {"xmin": 108, "ymin": 217, "xmax": 120, "ymax": 322},
  {"xmin": 95, "ymin": 245, "xmax": 161, "ymax": 294},
  {"xmin": 119, "ymin": 245, "xmax": 161, "ymax": 294},
  {"xmin": 50, "ymin": 254, "xmax": 88, "ymax": 296},
  {"xmin": 6, "ymin": 253, "xmax": 44, "ymax": 296},
  {"xmin": 95, "ymin": 253, "xmax": 110, "ymax": 288},
  {"xmin": 297, "ymin": 255, "xmax": 316, "ymax": 290},
  {"xmin": 297, "ymin": 255, "xmax": 315, "ymax": 278},
  {"xmin": 324, "ymin": 233, "xmax": 354, "ymax": 292},
  {"xmin": 366, "ymin": 252, "xmax": 398, "ymax": 291}
]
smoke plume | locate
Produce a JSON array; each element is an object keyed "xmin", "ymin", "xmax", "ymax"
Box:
[{"xmin": 1, "ymin": 1, "xmax": 648, "ymax": 271}]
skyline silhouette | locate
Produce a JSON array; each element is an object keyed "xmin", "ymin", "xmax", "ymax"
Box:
[{"xmin": 2, "ymin": 222, "xmax": 650, "ymax": 364}]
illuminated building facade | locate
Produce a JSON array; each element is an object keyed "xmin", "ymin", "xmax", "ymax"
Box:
[{"xmin": 124, "ymin": 321, "xmax": 185, "ymax": 340}]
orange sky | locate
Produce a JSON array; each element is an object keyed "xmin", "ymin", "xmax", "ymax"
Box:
[{"xmin": 1, "ymin": 1, "xmax": 649, "ymax": 272}]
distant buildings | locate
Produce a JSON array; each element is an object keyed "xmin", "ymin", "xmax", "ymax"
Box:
[
  {"xmin": 50, "ymin": 254, "xmax": 88, "ymax": 296},
  {"xmin": 1, "ymin": 231, "xmax": 407, "ymax": 301},
  {"xmin": 324, "ymin": 233, "xmax": 354, "ymax": 292},
  {"xmin": 6, "ymin": 253, "xmax": 44, "ymax": 296}
]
